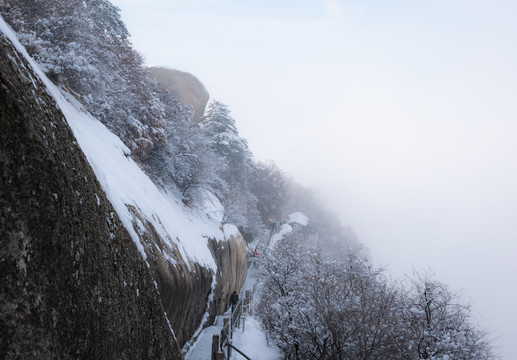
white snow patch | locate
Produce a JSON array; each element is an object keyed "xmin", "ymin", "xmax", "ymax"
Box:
[
  {"xmin": 62, "ymin": 106, "xmax": 222, "ymax": 268},
  {"xmin": 164, "ymin": 312, "xmax": 177, "ymax": 341},
  {"xmin": 199, "ymin": 190, "xmax": 224, "ymax": 223},
  {"xmin": 287, "ymin": 211, "xmax": 308, "ymax": 226},
  {"xmin": 269, "ymin": 223, "xmax": 293, "ymax": 249},
  {"xmin": 222, "ymin": 223, "xmax": 241, "ymax": 240}
]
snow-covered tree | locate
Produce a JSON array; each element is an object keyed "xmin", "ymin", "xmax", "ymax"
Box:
[
  {"xmin": 248, "ymin": 161, "xmax": 290, "ymax": 223},
  {"xmin": 142, "ymin": 85, "xmax": 220, "ymax": 200},
  {"xmin": 200, "ymin": 100, "xmax": 253, "ymax": 182},
  {"xmin": 256, "ymin": 226, "xmax": 496, "ymax": 359},
  {"xmin": 392, "ymin": 271, "xmax": 496, "ymax": 360},
  {"xmin": 258, "ymin": 234, "xmax": 398, "ymax": 360},
  {"xmin": 200, "ymin": 100, "xmax": 263, "ymax": 239},
  {"xmin": 86, "ymin": 0, "xmax": 129, "ymax": 40},
  {"xmin": 256, "ymin": 228, "xmax": 314, "ymax": 359},
  {"xmin": 217, "ymin": 177, "xmax": 262, "ymax": 241},
  {"xmin": 0, "ymin": 0, "xmax": 175, "ymax": 158}
]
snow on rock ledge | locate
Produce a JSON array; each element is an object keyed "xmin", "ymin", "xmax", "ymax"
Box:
[
  {"xmin": 288, "ymin": 211, "xmax": 308, "ymax": 226},
  {"xmin": 60, "ymin": 91, "xmax": 221, "ymax": 272}
]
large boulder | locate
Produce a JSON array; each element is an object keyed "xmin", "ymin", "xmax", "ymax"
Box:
[{"xmin": 148, "ymin": 67, "xmax": 209, "ymax": 124}]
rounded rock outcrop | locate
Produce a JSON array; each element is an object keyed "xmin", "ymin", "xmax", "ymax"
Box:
[{"xmin": 148, "ymin": 67, "xmax": 209, "ymax": 124}]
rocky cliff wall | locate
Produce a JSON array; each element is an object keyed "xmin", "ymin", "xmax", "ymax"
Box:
[
  {"xmin": 131, "ymin": 210, "xmax": 248, "ymax": 349},
  {"xmin": 0, "ymin": 23, "xmax": 250, "ymax": 357},
  {"xmin": 0, "ymin": 30, "xmax": 183, "ymax": 359},
  {"xmin": 127, "ymin": 206, "xmax": 214, "ymax": 348},
  {"xmin": 208, "ymin": 228, "xmax": 248, "ymax": 318}
]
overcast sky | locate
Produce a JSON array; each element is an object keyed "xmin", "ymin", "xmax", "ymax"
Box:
[{"xmin": 111, "ymin": 0, "xmax": 516, "ymax": 357}]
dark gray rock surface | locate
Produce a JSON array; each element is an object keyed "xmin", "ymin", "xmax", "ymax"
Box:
[
  {"xmin": 0, "ymin": 32, "xmax": 183, "ymax": 360},
  {"xmin": 127, "ymin": 206, "xmax": 215, "ymax": 348}
]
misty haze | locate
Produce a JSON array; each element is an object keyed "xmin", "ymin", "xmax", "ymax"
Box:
[{"xmin": 1, "ymin": 0, "xmax": 515, "ymax": 359}]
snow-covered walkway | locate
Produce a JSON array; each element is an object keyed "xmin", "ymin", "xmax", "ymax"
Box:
[
  {"xmin": 185, "ymin": 313, "xmax": 281, "ymax": 360},
  {"xmin": 185, "ymin": 264, "xmax": 282, "ymax": 360},
  {"xmin": 184, "ymin": 316, "xmax": 225, "ymax": 360}
]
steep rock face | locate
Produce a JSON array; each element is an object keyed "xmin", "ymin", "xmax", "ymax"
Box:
[
  {"xmin": 0, "ymin": 32, "xmax": 183, "ymax": 359},
  {"xmin": 127, "ymin": 207, "xmax": 214, "ymax": 347},
  {"xmin": 208, "ymin": 229, "xmax": 248, "ymax": 317},
  {"xmin": 131, "ymin": 212, "xmax": 248, "ymax": 349},
  {"xmin": 149, "ymin": 67, "xmax": 209, "ymax": 124}
]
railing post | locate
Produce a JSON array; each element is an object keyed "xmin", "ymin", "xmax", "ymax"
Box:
[
  {"xmin": 236, "ymin": 301, "xmax": 241, "ymax": 329},
  {"xmin": 221, "ymin": 318, "xmax": 228, "ymax": 353},
  {"xmin": 243, "ymin": 298, "xmax": 249, "ymax": 314},
  {"xmin": 224, "ymin": 317, "xmax": 232, "ymax": 359},
  {"xmin": 242, "ymin": 297, "xmax": 249, "ymax": 333},
  {"xmin": 212, "ymin": 335, "xmax": 219, "ymax": 360}
]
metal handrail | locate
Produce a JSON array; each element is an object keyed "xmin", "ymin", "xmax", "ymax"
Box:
[
  {"xmin": 215, "ymin": 295, "xmax": 253, "ymax": 360},
  {"xmin": 226, "ymin": 343, "xmax": 252, "ymax": 360}
]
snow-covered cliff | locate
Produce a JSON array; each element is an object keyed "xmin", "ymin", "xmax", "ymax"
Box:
[{"xmin": 0, "ymin": 17, "xmax": 247, "ymax": 357}]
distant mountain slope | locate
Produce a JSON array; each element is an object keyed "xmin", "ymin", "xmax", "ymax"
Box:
[{"xmin": 149, "ymin": 67, "xmax": 209, "ymax": 124}]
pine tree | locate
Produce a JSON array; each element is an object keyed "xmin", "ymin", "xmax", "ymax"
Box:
[
  {"xmin": 85, "ymin": 0, "xmax": 129, "ymax": 40},
  {"xmin": 200, "ymin": 100, "xmax": 263, "ymax": 239},
  {"xmin": 249, "ymin": 161, "xmax": 290, "ymax": 222},
  {"xmin": 201, "ymin": 100, "xmax": 253, "ymax": 181}
]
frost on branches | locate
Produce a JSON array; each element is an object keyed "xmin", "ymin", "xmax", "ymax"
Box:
[
  {"xmin": 256, "ymin": 227, "xmax": 496, "ymax": 360},
  {"xmin": 0, "ymin": 0, "xmax": 182, "ymax": 158},
  {"xmin": 0, "ymin": 0, "xmax": 296, "ymax": 242},
  {"xmin": 395, "ymin": 271, "xmax": 495, "ymax": 360},
  {"xmin": 200, "ymin": 100, "xmax": 263, "ymax": 240}
]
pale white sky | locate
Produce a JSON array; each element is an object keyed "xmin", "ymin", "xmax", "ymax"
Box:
[{"xmin": 111, "ymin": 0, "xmax": 516, "ymax": 357}]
